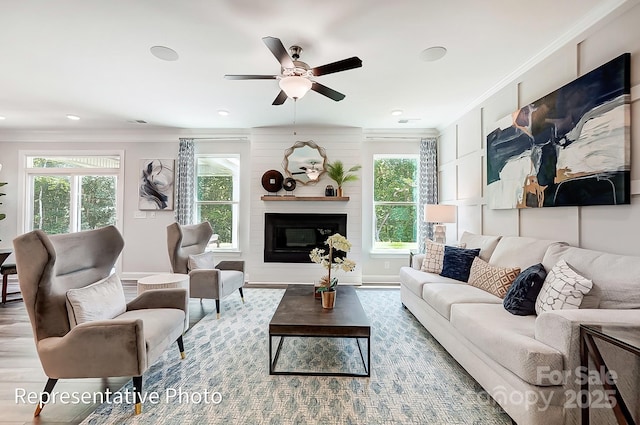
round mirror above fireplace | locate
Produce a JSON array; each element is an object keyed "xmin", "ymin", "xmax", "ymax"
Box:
[{"xmin": 282, "ymin": 140, "xmax": 327, "ymax": 185}]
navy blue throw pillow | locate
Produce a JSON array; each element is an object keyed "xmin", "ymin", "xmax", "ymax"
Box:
[
  {"xmin": 503, "ymin": 263, "xmax": 547, "ymax": 316},
  {"xmin": 440, "ymin": 246, "xmax": 481, "ymax": 282}
]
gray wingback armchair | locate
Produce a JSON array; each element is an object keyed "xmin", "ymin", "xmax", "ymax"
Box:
[
  {"xmin": 13, "ymin": 226, "xmax": 188, "ymax": 417},
  {"xmin": 167, "ymin": 222, "xmax": 245, "ymax": 319}
]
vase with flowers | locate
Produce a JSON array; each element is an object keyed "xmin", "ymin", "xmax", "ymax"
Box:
[{"xmin": 309, "ymin": 233, "xmax": 356, "ymax": 308}]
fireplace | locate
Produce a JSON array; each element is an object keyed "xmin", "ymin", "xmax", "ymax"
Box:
[{"xmin": 264, "ymin": 213, "xmax": 347, "ymax": 263}]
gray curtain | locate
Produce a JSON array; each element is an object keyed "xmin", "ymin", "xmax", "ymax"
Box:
[
  {"xmin": 418, "ymin": 137, "xmax": 438, "ymax": 252},
  {"xmin": 175, "ymin": 138, "xmax": 195, "ymax": 225}
]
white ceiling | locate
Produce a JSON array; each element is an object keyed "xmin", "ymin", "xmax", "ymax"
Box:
[{"xmin": 0, "ymin": 0, "xmax": 630, "ymax": 132}]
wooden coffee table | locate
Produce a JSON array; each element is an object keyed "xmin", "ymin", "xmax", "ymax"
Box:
[{"xmin": 269, "ymin": 284, "xmax": 371, "ymax": 377}]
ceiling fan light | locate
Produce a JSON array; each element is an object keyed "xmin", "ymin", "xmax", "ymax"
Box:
[{"xmin": 279, "ymin": 76, "xmax": 312, "ymax": 100}]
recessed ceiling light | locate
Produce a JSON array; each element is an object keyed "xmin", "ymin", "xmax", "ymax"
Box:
[
  {"xmin": 391, "ymin": 109, "xmax": 403, "ymax": 116},
  {"xmin": 0, "ymin": 116, "xmax": 5, "ymax": 120},
  {"xmin": 420, "ymin": 46, "xmax": 447, "ymax": 62},
  {"xmin": 150, "ymin": 46, "xmax": 179, "ymax": 61},
  {"xmin": 217, "ymin": 109, "xmax": 230, "ymax": 116},
  {"xmin": 66, "ymin": 114, "xmax": 80, "ymax": 121}
]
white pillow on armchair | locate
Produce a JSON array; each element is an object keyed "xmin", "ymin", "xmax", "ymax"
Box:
[{"xmin": 188, "ymin": 251, "xmax": 216, "ymax": 271}]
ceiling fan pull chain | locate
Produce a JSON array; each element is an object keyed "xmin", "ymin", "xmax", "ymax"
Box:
[{"xmin": 293, "ymin": 100, "xmax": 297, "ymax": 135}]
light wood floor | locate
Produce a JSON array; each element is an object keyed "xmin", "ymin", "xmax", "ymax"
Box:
[{"xmin": 0, "ymin": 282, "xmax": 213, "ymax": 425}]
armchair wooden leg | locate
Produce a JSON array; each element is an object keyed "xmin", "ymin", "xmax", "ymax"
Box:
[
  {"xmin": 215, "ymin": 299, "xmax": 220, "ymax": 319},
  {"xmin": 239, "ymin": 287, "xmax": 245, "ymax": 303},
  {"xmin": 132, "ymin": 376, "xmax": 143, "ymax": 415},
  {"xmin": 177, "ymin": 335, "xmax": 186, "ymax": 359},
  {"xmin": 2, "ymin": 274, "xmax": 7, "ymax": 304},
  {"xmin": 34, "ymin": 378, "xmax": 58, "ymax": 417}
]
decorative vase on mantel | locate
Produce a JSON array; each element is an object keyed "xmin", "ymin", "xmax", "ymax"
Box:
[
  {"xmin": 336, "ymin": 187, "xmax": 344, "ymax": 197},
  {"xmin": 321, "ymin": 289, "xmax": 336, "ymax": 309}
]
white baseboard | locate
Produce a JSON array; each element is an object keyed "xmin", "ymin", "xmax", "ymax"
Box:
[{"xmin": 362, "ymin": 274, "xmax": 401, "ymax": 284}]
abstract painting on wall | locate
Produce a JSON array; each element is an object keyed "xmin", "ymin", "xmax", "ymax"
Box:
[
  {"xmin": 486, "ymin": 53, "xmax": 630, "ymax": 209},
  {"xmin": 139, "ymin": 159, "xmax": 175, "ymax": 210}
]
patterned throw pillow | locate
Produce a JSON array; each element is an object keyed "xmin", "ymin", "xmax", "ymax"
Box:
[
  {"xmin": 468, "ymin": 257, "xmax": 520, "ymax": 298},
  {"xmin": 421, "ymin": 239, "xmax": 446, "ymax": 273},
  {"xmin": 421, "ymin": 240, "xmax": 467, "ymax": 274},
  {"xmin": 440, "ymin": 246, "xmax": 481, "ymax": 282},
  {"xmin": 535, "ymin": 259, "xmax": 593, "ymax": 315},
  {"xmin": 503, "ymin": 263, "xmax": 547, "ymax": 315}
]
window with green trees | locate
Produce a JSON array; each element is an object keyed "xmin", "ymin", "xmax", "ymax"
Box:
[
  {"xmin": 195, "ymin": 155, "xmax": 239, "ymax": 249},
  {"xmin": 373, "ymin": 155, "xmax": 419, "ymax": 250},
  {"xmin": 25, "ymin": 155, "xmax": 121, "ymax": 234}
]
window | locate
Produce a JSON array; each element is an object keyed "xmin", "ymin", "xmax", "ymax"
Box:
[
  {"xmin": 373, "ymin": 154, "xmax": 419, "ymax": 251},
  {"xmin": 195, "ymin": 155, "xmax": 240, "ymax": 250},
  {"xmin": 24, "ymin": 154, "xmax": 122, "ymax": 234}
]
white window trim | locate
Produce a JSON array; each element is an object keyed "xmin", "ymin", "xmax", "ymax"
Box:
[
  {"xmin": 18, "ymin": 150, "xmax": 126, "ymax": 271},
  {"xmin": 371, "ymin": 153, "xmax": 419, "ymax": 254},
  {"xmin": 195, "ymin": 154, "xmax": 240, "ymax": 251}
]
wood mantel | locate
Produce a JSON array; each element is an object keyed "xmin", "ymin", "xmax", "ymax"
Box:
[{"xmin": 260, "ymin": 196, "xmax": 350, "ymax": 201}]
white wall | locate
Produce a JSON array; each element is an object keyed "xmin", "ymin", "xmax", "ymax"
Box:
[
  {"xmin": 439, "ymin": 2, "xmax": 640, "ymax": 256},
  {"xmin": 247, "ymin": 127, "xmax": 363, "ymax": 284},
  {"xmin": 0, "ymin": 127, "xmax": 426, "ymax": 284},
  {"xmin": 0, "ymin": 130, "xmax": 251, "ymax": 279}
]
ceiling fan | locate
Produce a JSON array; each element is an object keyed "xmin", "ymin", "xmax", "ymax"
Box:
[
  {"xmin": 291, "ymin": 161, "xmax": 322, "ymax": 180},
  {"xmin": 224, "ymin": 36, "xmax": 362, "ymax": 105}
]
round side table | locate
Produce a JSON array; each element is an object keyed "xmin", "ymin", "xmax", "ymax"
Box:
[{"xmin": 137, "ymin": 273, "xmax": 190, "ymax": 296}]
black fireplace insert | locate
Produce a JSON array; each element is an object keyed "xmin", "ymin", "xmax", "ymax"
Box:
[{"xmin": 264, "ymin": 213, "xmax": 347, "ymax": 263}]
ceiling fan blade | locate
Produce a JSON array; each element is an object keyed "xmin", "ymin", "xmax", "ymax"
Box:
[
  {"xmin": 262, "ymin": 36, "xmax": 294, "ymax": 69},
  {"xmin": 312, "ymin": 56, "xmax": 362, "ymax": 76},
  {"xmin": 311, "ymin": 82, "xmax": 346, "ymax": 101},
  {"xmin": 272, "ymin": 90, "xmax": 288, "ymax": 105},
  {"xmin": 224, "ymin": 74, "xmax": 278, "ymax": 80}
]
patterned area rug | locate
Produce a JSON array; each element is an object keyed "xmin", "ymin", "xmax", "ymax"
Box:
[{"xmin": 82, "ymin": 288, "xmax": 512, "ymax": 424}]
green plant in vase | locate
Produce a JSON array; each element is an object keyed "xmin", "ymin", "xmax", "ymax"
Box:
[
  {"xmin": 309, "ymin": 233, "xmax": 356, "ymax": 293},
  {"xmin": 326, "ymin": 160, "xmax": 361, "ymax": 197}
]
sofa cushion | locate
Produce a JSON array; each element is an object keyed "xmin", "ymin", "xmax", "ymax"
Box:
[
  {"xmin": 542, "ymin": 244, "xmax": 640, "ymax": 309},
  {"xmin": 489, "ymin": 236, "xmax": 563, "ymax": 271},
  {"xmin": 66, "ymin": 274, "xmax": 127, "ymax": 327},
  {"xmin": 399, "ymin": 266, "xmax": 462, "ymax": 298},
  {"xmin": 188, "ymin": 251, "xmax": 215, "ymax": 271},
  {"xmin": 468, "ymin": 257, "xmax": 520, "ymax": 298},
  {"xmin": 459, "ymin": 231, "xmax": 502, "ymax": 261},
  {"xmin": 503, "ymin": 263, "xmax": 547, "ymax": 316},
  {"xmin": 440, "ymin": 246, "xmax": 480, "ymax": 282},
  {"xmin": 450, "ymin": 303, "xmax": 564, "ymax": 386},
  {"xmin": 422, "ymin": 283, "xmax": 502, "ymax": 320},
  {"xmin": 535, "ymin": 259, "xmax": 593, "ymax": 315},
  {"xmin": 116, "ymin": 308, "xmax": 185, "ymax": 364}
]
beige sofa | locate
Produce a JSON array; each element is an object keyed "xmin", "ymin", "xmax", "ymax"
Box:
[{"xmin": 399, "ymin": 232, "xmax": 640, "ymax": 425}]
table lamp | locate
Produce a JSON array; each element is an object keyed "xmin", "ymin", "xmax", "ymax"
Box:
[{"xmin": 424, "ymin": 204, "xmax": 457, "ymax": 244}]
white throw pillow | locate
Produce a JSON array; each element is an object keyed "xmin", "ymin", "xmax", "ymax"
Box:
[
  {"xmin": 421, "ymin": 239, "xmax": 466, "ymax": 274},
  {"xmin": 535, "ymin": 259, "xmax": 593, "ymax": 315},
  {"xmin": 188, "ymin": 251, "xmax": 216, "ymax": 271},
  {"xmin": 421, "ymin": 239, "xmax": 446, "ymax": 273},
  {"xmin": 66, "ymin": 274, "xmax": 127, "ymax": 327}
]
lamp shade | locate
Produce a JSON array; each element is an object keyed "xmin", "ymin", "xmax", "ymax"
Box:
[
  {"xmin": 279, "ymin": 76, "xmax": 312, "ymax": 100},
  {"xmin": 424, "ymin": 204, "xmax": 457, "ymax": 223}
]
